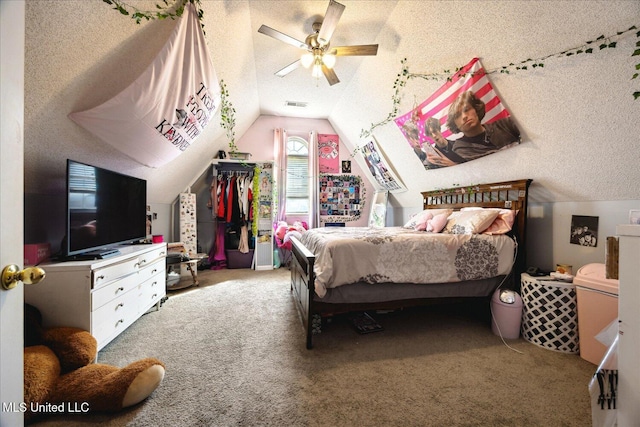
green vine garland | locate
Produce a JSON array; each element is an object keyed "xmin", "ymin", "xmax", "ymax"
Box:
[
  {"xmin": 360, "ymin": 24, "xmax": 639, "ymax": 142},
  {"xmin": 252, "ymin": 166, "xmax": 260, "ymax": 237},
  {"xmin": 219, "ymin": 80, "xmax": 239, "ymax": 156},
  {"xmin": 102, "ymin": 0, "xmax": 205, "ymax": 32}
]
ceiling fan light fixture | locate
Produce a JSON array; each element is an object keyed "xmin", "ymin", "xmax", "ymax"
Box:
[
  {"xmin": 312, "ymin": 63, "xmax": 323, "ymax": 79},
  {"xmin": 322, "ymin": 53, "xmax": 336, "ymax": 69},
  {"xmin": 258, "ymin": 0, "xmax": 376, "ymax": 85},
  {"xmin": 301, "ymin": 52, "xmax": 314, "ymax": 68}
]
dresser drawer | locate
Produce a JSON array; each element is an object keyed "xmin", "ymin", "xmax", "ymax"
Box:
[
  {"xmin": 138, "ymin": 247, "xmax": 167, "ymax": 269},
  {"xmin": 91, "ymin": 272, "xmax": 139, "ymax": 311},
  {"xmin": 92, "ymin": 258, "xmax": 139, "ymax": 290},
  {"xmin": 138, "ymin": 257, "xmax": 165, "ymax": 283},
  {"xmin": 92, "ymin": 289, "xmax": 139, "ymax": 346},
  {"xmin": 140, "ymin": 274, "xmax": 165, "ymax": 310}
]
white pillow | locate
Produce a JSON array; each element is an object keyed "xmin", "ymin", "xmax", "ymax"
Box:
[
  {"xmin": 443, "ymin": 209, "xmax": 500, "ymax": 234},
  {"xmin": 460, "ymin": 207, "xmax": 518, "ymax": 235}
]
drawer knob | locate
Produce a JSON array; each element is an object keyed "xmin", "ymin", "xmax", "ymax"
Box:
[
  {"xmin": 116, "ymin": 286, "xmax": 124, "ymax": 293},
  {"xmin": 115, "ymin": 319, "xmax": 124, "ymax": 326},
  {"xmin": 116, "ymin": 302, "xmax": 124, "ymax": 310}
]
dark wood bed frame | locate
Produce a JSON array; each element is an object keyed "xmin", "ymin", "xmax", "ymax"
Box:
[{"xmin": 290, "ymin": 179, "xmax": 532, "ymax": 349}]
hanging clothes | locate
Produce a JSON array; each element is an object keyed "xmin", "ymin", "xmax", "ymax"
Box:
[
  {"xmin": 237, "ymin": 174, "xmax": 252, "ymax": 253},
  {"xmin": 210, "ymin": 221, "xmax": 227, "ymax": 269},
  {"xmin": 238, "ymin": 225, "xmax": 249, "ymax": 253},
  {"xmin": 238, "ymin": 174, "xmax": 252, "ymax": 220},
  {"xmin": 226, "ymin": 175, "xmax": 236, "ymax": 223},
  {"xmin": 216, "ymin": 177, "xmax": 226, "ymax": 220},
  {"xmin": 212, "ymin": 169, "xmax": 255, "ymax": 258}
]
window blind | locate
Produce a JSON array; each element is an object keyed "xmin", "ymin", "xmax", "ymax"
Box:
[{"xmin": 287, "ymin": 155, "xmax": 308, "ymax": 197}]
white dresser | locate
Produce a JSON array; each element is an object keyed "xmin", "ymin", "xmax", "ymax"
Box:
[
  {"xmin": 25, "ymin": 243, "xmax": 166, "ymax": 352},
  {"xmin": 616, "ymin": 225, "xmax": 640, "ymax": 427}
]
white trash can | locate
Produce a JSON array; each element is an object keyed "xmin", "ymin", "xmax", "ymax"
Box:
[{"xmin": 491, "ymin": 289, "xmax": 523, "ymax": 339}]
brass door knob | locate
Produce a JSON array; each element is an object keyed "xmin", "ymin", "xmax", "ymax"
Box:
[{"xmin": 1, "ymin": 265, "xmax": 46, "ymax": 290}]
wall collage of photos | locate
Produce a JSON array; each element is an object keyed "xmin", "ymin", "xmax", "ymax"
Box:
[{"xmin": 319, "ymin": 174, "xmax": 363, "ymax": 223}]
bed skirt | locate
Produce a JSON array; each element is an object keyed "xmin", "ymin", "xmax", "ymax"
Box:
[{"xmin": 316, "ymin": 277, "xmax": 506, "ymax": 305}]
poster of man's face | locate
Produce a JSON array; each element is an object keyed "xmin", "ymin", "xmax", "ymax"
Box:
[{"xmin": 395, "ymin": 57, "xmax": 521, "ymax": 170}]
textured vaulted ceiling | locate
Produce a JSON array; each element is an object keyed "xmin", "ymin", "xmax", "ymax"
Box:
[
  {"xmin": 23, "ymin": 0, "xmax": 401, "ymax": 203},
  {"xmin": 22, "ymin": 1, "xmax": 640, "ymax": 207}
]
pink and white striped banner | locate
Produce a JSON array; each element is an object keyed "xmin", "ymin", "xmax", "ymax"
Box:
[{"xmin": 395, "ymin": 57, "xmax": 518, "ymax": 167}]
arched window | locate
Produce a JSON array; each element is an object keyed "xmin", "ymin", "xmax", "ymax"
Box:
[{"xmin": 286, "ymin": 136, "xmax": 309, "ymax": 214}]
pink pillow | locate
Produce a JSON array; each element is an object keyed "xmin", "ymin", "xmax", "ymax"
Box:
[
  {"xmin": 483, "ymin": 209, "xmax": 517, "ymax": 235},
  {"xmin": 426, "ymin": 213, "xmax": 449, "ymax": 233},
  {"xmin": 404, "ymin": 208, "xmax": 453, "ymax": 230},
  {"xmin": 413, "ymin": 211, "xmax": 433, "ymax": 231}
]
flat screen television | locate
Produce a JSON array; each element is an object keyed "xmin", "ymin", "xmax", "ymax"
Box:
[{"xmin": 65, "ymin": 159, "xmax": 147, "ymax": 259}]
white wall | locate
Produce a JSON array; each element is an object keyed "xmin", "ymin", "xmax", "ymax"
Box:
[{"xmin": 528, "ymin": 200, "xmax": 640, "ymax": 273}]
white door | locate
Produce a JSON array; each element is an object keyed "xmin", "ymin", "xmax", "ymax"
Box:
[{"xmin": 1, "ymin": 1, "xmax": 26, "ymax": 426}]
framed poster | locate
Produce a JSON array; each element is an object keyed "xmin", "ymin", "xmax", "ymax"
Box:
[
  {"xmin": 318, "ymin": 134, "xmax": 339, "ymax": 173},
  {"xmin": 570, "ymin": 215, "xmax": 598, "ymax": 247},
  {"xmin": 341, "ymin": 160, "xmax": 351, "ymax": 173}
]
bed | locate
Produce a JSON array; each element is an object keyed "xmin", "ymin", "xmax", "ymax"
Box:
[{"xmin": 290, "ymin": 179, "xmax": 532, "ymax": 349}]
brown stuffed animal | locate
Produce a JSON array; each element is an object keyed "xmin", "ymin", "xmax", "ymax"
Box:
[{"xmin": 24, "ymin": 304, "xmax": 165, "ymax": 423}]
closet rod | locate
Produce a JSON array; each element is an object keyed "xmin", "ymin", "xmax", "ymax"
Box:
[{"xmin": 213, "ymin": 160, "xmax": 255, "ymax": 173}]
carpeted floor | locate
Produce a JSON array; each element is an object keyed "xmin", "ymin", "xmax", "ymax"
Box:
[{"xmin": 30, "ymin": 267, "xmax": 598, "ymax": 426}]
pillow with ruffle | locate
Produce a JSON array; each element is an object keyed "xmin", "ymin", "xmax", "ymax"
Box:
[
  {"xmin": 443, "ymin": 209, "xmax": 500, "ymax": 234},
  {"xmin": 404, "ymin": 208, "xmax": 453, "ymax": 230}
]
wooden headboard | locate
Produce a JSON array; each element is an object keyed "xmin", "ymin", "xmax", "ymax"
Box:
[{"xmin": 422, "ymin": 179, "xmax": 533, "ymax": 285}]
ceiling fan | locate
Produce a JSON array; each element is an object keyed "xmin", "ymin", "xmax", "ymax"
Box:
[{"xmin": 258, "ymin": 0, "xmax": 378, "ymax": 86}]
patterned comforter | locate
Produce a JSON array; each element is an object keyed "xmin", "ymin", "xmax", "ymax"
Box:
[{"xmin": 299, "ymin": 227, "xmax": 516, "ymax": 298}]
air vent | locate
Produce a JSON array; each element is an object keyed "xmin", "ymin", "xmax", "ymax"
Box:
[{"xmin": 285, "ymin": 101, "xmax": 308, "ymax": 108}]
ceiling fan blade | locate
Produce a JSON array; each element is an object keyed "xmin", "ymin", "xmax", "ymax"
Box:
[
  {"xmin": 275, "ymin": 59, "xmax": 302, "ymax": 77},
  {"xmin": 258, "ymin": 25, "xmax": 308, "ymax": 50},
  {"xmin": 331, "ymin": 44, "xmax": 379, "ymax": 56},
  {"xmin": 317, "ymin": 0, "xmax": 345, "ymax": 45},
  {"xmin": 322, "ymin": 65, "xmax": 340, "ymax": 86}
]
